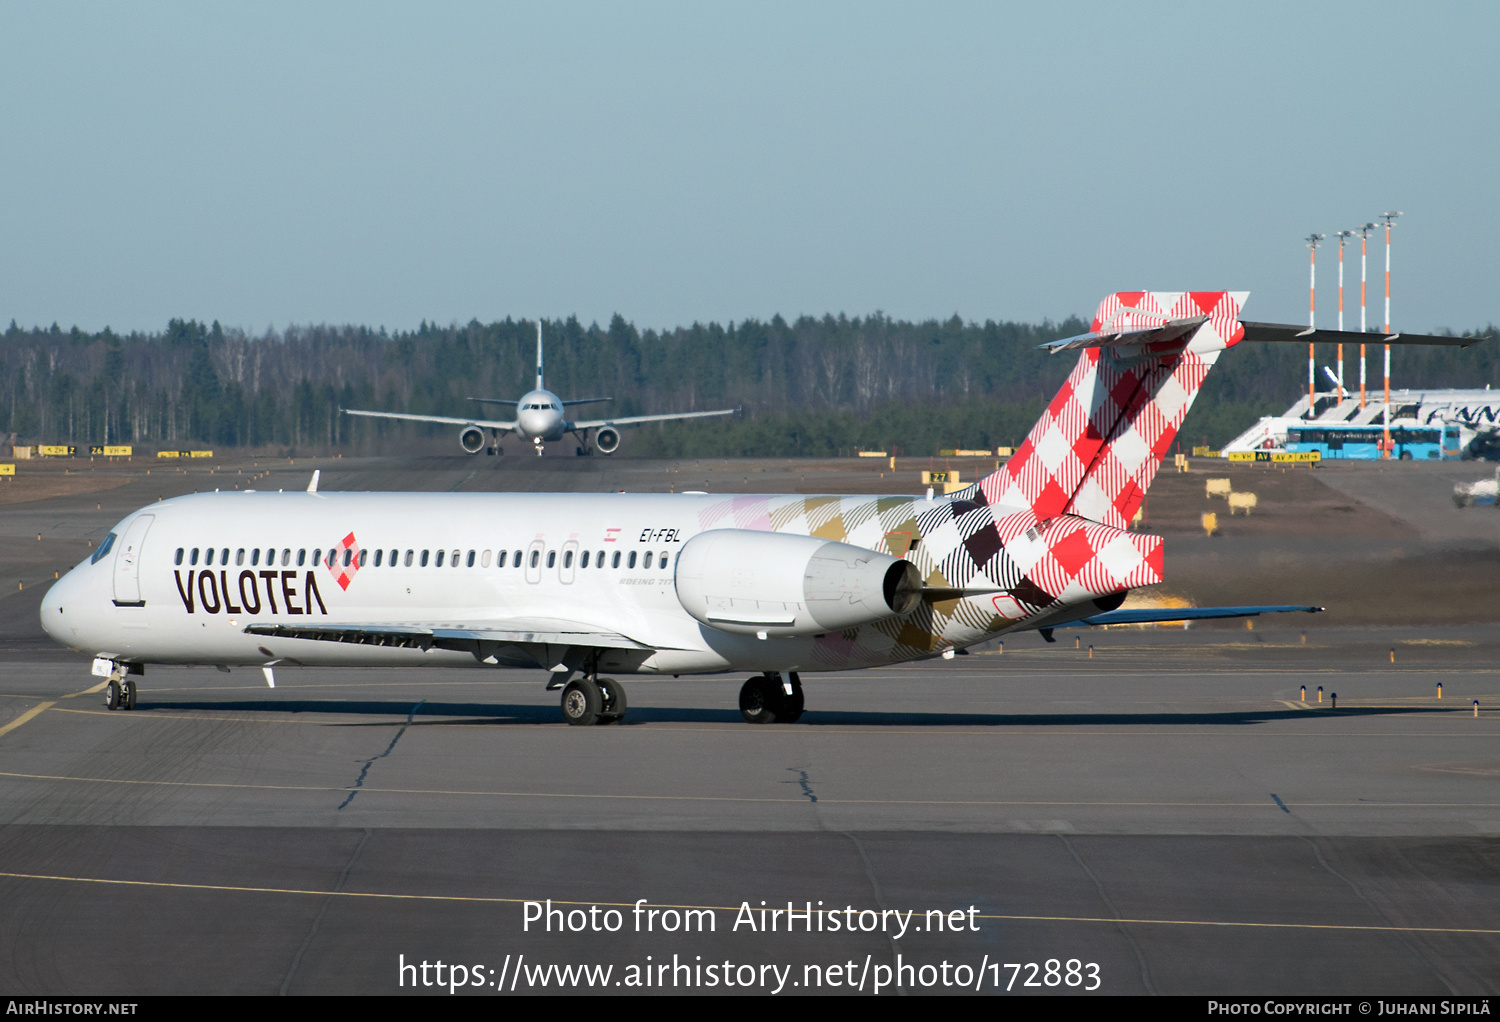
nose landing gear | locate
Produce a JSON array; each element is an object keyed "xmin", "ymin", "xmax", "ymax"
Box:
[
  {"xmin": 95, "ymin": 659, "xmax": 140, "ymax": 711},
  {"xmin": 738, "ymin": 672, "xmax": 803, "ymax": 724},
  {"xmin": 103, "ymin": 679, "xmax": 137, "ymax": 711}
]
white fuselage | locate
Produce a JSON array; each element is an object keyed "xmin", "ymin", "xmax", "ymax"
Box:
[
  {"xmin": 41, "ymin": 489, "xmax": 1036, "ymax": 677},
  {"xmin": 513, "ymin": 388, "xmax": 567, "ymax": 442}
]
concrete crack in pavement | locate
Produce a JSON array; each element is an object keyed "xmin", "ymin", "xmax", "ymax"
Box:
[{"xmin": 338, "ymin": 701, "xmax": 424, "ymax": 810}]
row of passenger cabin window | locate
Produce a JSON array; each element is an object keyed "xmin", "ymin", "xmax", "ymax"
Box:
[{"xmin": 173, "ymin": 546, "xmax": 674, "ymax": 571}]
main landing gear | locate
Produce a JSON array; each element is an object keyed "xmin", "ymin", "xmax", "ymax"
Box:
[
  {"xmin": 739, "ymin": 672, "xmax": 803, "ymax": 724},
  {"xmin": 560, "ymin": 676, "xmax": 627, "ymax": 726}
]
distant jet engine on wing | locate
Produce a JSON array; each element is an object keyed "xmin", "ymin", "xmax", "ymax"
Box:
[
  {"xmin": 459, "ymin": 425, "xmax": 486, "ymax": 454},
  {"xmin": 595, "ymin": 426, "xmax": 621, "ymax": 455},
  {"xmin": 674, "ymin": 529, "xmax": 921, "ymax": 638}
]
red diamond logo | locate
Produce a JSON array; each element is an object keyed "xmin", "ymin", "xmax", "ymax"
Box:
[{"xmin": 327, "ymin": 531, "xmax": 362, "ymax": 591}]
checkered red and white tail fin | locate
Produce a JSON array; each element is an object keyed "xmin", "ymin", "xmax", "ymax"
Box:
[{"xmin": 977, "ymin": 291, "xmax": 1247, "ymax": 530}]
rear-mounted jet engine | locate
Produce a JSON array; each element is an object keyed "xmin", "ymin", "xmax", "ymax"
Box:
[{"xmin": 674, "ymin": 529, "xmax": 921, "ymax": 638}]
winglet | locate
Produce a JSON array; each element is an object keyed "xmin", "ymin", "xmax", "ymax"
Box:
[{"xmin": 306, "ymin": 470, "xmax": 320, "ymax": 494}]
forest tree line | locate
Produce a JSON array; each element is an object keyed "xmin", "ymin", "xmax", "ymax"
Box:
[{"xmin": 2, "ymin": 312, "xmax": 1495, "ymax": 457}]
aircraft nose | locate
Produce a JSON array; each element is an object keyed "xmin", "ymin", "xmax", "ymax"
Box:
[{"xmin": 39, "ymin": 569, "xmax": 83, "ymax": 646}]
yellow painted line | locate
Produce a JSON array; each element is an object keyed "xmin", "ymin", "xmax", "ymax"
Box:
[
  {"xmin": 0, "ymin": 869, "xmax": 1494, "ymax": 937},
  {"xmin": 0, "ymin": 681, "xmax": 111, "ymax": 705},
  {"xmin": 0, "ymin": 702, "xmax": 55, "ymax": 739},
  {"xmin": 1, "ymin": 770, "xmax": 1498, "ymax": 809}
]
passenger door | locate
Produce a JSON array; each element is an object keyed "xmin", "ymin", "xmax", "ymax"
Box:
[
  {"xmin": 112, "ymin": 514, "xmax": 155, "ymax": 606},
  {"xmin": 525, "ymin": 539, "xmax": 546, "ymax": 585}
]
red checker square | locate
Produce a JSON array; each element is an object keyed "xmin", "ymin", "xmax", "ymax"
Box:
[{"xmin": 1047, "ymin": 527, "xmax": 1095, "ymax": 578}]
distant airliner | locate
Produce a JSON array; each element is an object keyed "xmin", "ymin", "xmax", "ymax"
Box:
[
  {"xmin": 42, "ymin": 292, "xmax": 1482, "ymax": 726},
  {"xmin": 342, "ymin": 322, "xmax": 737, "ymax": 456}
]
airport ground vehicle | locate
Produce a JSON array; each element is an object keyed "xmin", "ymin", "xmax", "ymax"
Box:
[
  {"xmin": 1284, "ymin": 423, "xmax": 1462, "ymax": 460},
  {"xmin": 1453, "ymin": 468, "xmax": 1499, "ymax": 508}
]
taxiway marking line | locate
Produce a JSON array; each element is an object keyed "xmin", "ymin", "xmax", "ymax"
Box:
[
  {"xmin": 0, "ymin": 870, "xmax": 1495, "ymax": 937},
  {"xmin": 0, "ymin": 703, "xmax": 55, "ymax": 739},
  {"xmin": 0, "ymin": 681, "xmax": 126, "ymax": 737},
  {"xmin": 1, "ymin": 770, "xmax": 1498, "ymax": 809}
]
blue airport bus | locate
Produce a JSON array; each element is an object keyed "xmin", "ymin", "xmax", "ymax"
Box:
[{"xmin": 1284, "ymin": 423, "xmax": 1460, "ymax": 460}]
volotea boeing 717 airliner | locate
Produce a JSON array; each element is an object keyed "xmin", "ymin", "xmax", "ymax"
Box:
[
  {"xmin": 42, "ymin": 292, "xmax": 1483, "ymax": 725},
  {"xmin": 342, "ymin": 322, "xmax": 737, "ymax": 457}
]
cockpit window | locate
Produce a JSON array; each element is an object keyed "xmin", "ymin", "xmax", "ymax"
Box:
[{"xmin": 92, "ymin": 533, "xmax": 117, "ymax": 565}]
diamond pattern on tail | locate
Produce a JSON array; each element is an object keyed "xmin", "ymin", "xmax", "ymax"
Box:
[{"xmin": 979, "ymin": 291, "xmax": 1245, "ymax": 528}]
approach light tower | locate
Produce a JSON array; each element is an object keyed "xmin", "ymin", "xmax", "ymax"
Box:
[
  {"xmin": 1334, "ymin": 229, "xmax": 1354, "ymax": 401},
  {"xmin": 1355, "ymin": 222, "xmax": 1376, "ymax": 408},
  {"xmin": 1380, "ymin": 211, "xmax": 1402, "ymax": 456},
  {"xmin": 1305, "ymin": 233, "xmax": 1324, "ymax": 416}
]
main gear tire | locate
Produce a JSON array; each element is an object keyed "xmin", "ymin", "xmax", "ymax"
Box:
[
  {"xmin": 561, "ymin": 678, "xmax": 603, "ymax": 726},
  {"xmin": 597, "ymin": 678, "xmax": 628, "ymax": 724},
  {"xmin": 739, "ymin": 675, "xmax": 779, "ymax": 725}
]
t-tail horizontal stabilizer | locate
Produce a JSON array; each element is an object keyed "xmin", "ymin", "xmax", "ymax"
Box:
[{"xmin": 1238, "ymin": 323, "xmax": 1488, "ymax": 348}]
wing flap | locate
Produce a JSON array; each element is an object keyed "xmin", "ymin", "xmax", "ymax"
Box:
[{"xmin": 244, "ymin": 620, "xmax": 664, "ymax": 651}]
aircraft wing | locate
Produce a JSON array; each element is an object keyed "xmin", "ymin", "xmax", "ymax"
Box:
[
  {"xmin": 467, "ymin": 397, "xmax": 519, "ymax": 406},
  {"xmin": 570, "ymin": 407, "xmax": 738, "ymax": 430},
  {"xmin": 245, "ymin": 617, "xmax": 679, "ymax": 651},
  {"xmin": 1079, "ymin": 604, "xmax": 1323, "ymax": 625},
  {"xmin": 342, "ymin": 408, "xmax": 518, "ymax": 431}
]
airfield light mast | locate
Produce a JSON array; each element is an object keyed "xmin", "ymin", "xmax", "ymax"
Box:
[
  {"xmin": 1355, "ymin": 222, "xmax": 1376, "ymax": 408},
  {"xmin": 1306, "ymin": 233, "xmax": 1324, "ymax": 417},
  {"xmin": 1380, "ymin": 211, "xmax": 1402, "ymax": 457},
  {"xmin": 1335, "ymin": 229, "xmax": 1354, "ymax": 402}
]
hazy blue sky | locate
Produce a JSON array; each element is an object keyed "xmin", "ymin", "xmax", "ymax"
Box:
[{"xmin": 2, "ymin": 2, "xmax": 1495, "ymax": 334}]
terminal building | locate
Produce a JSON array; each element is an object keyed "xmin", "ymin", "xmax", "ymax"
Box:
[{"xmin": 1222, "ymin": 386, "xmax": 1500, "ymax": 460}]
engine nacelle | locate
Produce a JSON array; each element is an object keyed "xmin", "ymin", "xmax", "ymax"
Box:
[
  {"xmin": 595, "ymin": 426, "xmax": 621, "ymax": 455},
  {"xmin": 674, "ymin": 529, "xmax": 921, "ymax": 638},
  {"xmin": 459, "ymin": 425, "xmax": 485, "ymax": 454}
]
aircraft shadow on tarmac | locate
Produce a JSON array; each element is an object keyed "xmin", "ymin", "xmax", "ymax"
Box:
[{"xmin": 136, "ymin": 699, "xmax": 1453, "ymax": 728}]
